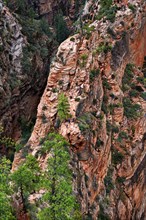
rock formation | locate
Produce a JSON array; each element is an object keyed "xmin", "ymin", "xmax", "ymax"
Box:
[{"xmin": 10, "ymin": 0, "xmax": 146, "ymax": 219}]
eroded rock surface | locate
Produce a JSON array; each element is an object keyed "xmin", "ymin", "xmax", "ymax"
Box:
[{"xmin": 13, "ymin": 0, "xmax": 146, "ymax": 219}]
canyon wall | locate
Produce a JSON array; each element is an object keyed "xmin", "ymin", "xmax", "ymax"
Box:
[{"xmin": 12, "ymin": 0, "xmax": 146, "ymax": 219}]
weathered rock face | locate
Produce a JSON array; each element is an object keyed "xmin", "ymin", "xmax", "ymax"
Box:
[
  {"xmin": 38, "ymin": 0, "xmax": 85, "ymax": 24},
  {"xmin": 0, "ymin": 2, "xmax": 52, "ymax": 144},
  {"xmin": 13, "ymin": 0, "xmax": 146, "ymax": 219}
]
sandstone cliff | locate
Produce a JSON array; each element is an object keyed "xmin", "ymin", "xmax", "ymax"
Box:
[{"xmin": 12, "ymin": 0, "xmax": 146, "ymax": 219}]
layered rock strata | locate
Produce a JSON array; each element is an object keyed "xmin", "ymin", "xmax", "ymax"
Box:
[{"xmin": 13, "ymin": 0, "xmax": 146, "ymax": 219}]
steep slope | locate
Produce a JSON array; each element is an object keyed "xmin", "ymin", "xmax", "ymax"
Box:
[
  {"xmin": 13, "ymin": 0, "xmax": 146, "ymax": 219},
  {"xmin": 0, "ymin": 2, "xmax": 52, "ymax": 145}
]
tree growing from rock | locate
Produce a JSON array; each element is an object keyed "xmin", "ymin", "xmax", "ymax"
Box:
[
  {"xmin": 38, "ymin": 132, "xmax": 81, "ymax": 220},
  {"xmin": 57, "ymin": 93, "xmax": 71, "ymax": 122},
  {"xmin": 11, "ymin": 155, "xmax": 41, "ymax": 215}
]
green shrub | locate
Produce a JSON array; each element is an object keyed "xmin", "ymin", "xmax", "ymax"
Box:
[
  {"xmin": 123, "ymin": 97, "xmax": 141, "ymax": 119},
  {"xmin": 97, "ymin": 43, "xmax": 112, "ymax": 54},
  {"xmin": 128, "ymin": 3, "xmax": 136, "ymax": 13},
  {"xmin": 117, "ymin": 131, "xmax": 128, "ymax": 143},
  {"xmin": 103, "ymin": 78, "xmax": 112, "ymax": 90},
  {"xmin": 42, "ymin": 105, "xmax": 47, "ymax": 111},
  {"xmin": 42, "ymin": 114, "xmax": 47, "ymax": 124},
  {"xmin": 78, "ymin": 113, "xmax": 93, "ymax": 133},
  {"xmin": 116, "ymin": 176, "xmax": 126, "ymax": 184},
  {"xmin": 112, "ymin": 126, "xmax": 119, "ymax": 133},
  {"xmin": 141, "ymin": 92, "xmax": 146, "ymax": 100},
  {"xmin": 122, "ymin": 64, "xmax": 134, "ymax": 91},
  {"xmin": 75, "ymin": 97, "xmax": 80, "ymax": 102},
  {"xmin": 106, "ymin": 120, "xmax": 112, "ymax": 133},
  {"xmin": 112, "ymin": 148, "xmax": 124, "ymax": 165},
  {"xmin": 95, "ymin": 139, "xmax": 104, "ymax": 148},
  {"xmin": 136, "ymin": 76, "xmax": 144, "ymax": 84},
  {"xmin": 129, "ymin": 89, "xmax": 139, "ymax": 97},
  {"xmin": 90, "ymin": 68, "xmax": 100, "ymax": 81},
  {"xmin": 101, "ymin": 102, "xmax": 108, "ymax": 114},
  {"xmin": 80, "ymin": 54, "xmax": 88, "ymax": 67},
  {"xmin": 70, "ymin": 37, "xmax": 75, "ymax": 42},
  {"xmin": 83, "ymin": 24, "xmax": 95, "ymax": 39},
  {"xmin": 96, "ymin": 0, "xmax": 117, "ymax": 22},
  {"xmin": 104, "ymin": 166, "xmax": 114, "ymax": 194}
]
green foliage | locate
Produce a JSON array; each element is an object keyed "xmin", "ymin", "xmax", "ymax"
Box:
[
  {"xmin": 57, "ymin": 93, "xmax": 71, "ymax": 122},
  {"xmin": 98, "ymin": 204, "xmax": 110, "ymax": 220},
  {"xmin": 0, "ymin": 125, "xmax": 16, "ymax": 161},
  {"xmin": 129, "ymin": 89, "xmax": 139, "ymax": 97},
  {"xmin": 0, "ymin": 157, "xmax": 12, "ymax": 194},
  {"xmin": 103, "ymin": 78, "xmax": 112, "ymax": 90},
  {"xmin": 38, "ymin": 133, "xmax": 81, "ymax": 220},
  {"xmin": 18, "ymin": 117, "xmax": 35, "ymax": 145},
  {"xmin": 112, "ymin": 125, "xmax": 119, "ymax": 133},
  {"xmin": 12, "ymin": 155, "xmax": 41, "ymax": 194},
  {"xmin": 11, "ymin": 155, "xmax": 41, "ymax": 215},
  {"xmin": 123, "ymin": 97, "xmax": 141, "ymax": 119},
  {"xmin": 106, "ymin": 121, "xmax": 112, "ymax": 133},
  {"xmin": 141, "ymin": 92, "xmax": 146, "ymax": 100},
  {"xmin": 96, "ymin": 0, "xmax": 117, "ymax": 22},
  {"xmin": 55, "ymin": 12, "xmax": 70, "ymax": 44},
  {"xmin": 104, "ymin": 166, "xmax": 114, "ymax": 194},
  {"xmin": 75, "ymin": 97, "xmax": 80, "ymax": 102},
  {"xmin": 0, "ymin": 157, "xmax": 15, "ymax": 220},
  {"xmin": 128, "ymin": 3, "xmax": 136, "ymax": 13},
  {"xmin": 97, "ymin": 43, "xmax": 112, "ymax": 54},
  {"xmin": 90, "ymin": 68, "xmax": 100, "ymax": 81},
  {"xmin": 122, "ymin": 63, "xmax": 134, "ymax": 91},
  {"xmin": 41, "ymin": 113, "xmax": 47, "ymax": 124},
  {"xmin": 117, "ymin": 131, "xmax": 128, "ymax": 143},
  {"xmin": 0, "ymin": 192, "xmax": 16, "ymax": 220},
  {"xmin": 78, "ymin": 113, "xmax": 93, "ymax": 133},
  {"xmin": 5, "ymin": 0, "xmax": 52, "ymax": 75},
  {"xmin": 116, "ymin": 176, "xmax": 126, "ymax": 184},
  {"xmin": 79, "ymin": 54, "xmax": 88, "ymax": 67},
  {"xmin": 82, "ymin": 24, "xmax": 95, "ymax": 39},
  {"xmin": 112, "ymin": 148, "xmax": 124, "ymax": 165},
  {"xmin": 95, "ymin": 139, "xmax": 104, "ymax": 148}
]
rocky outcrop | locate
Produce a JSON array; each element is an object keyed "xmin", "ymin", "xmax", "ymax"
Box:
[{"xmin": 13, "ymin": 0, "xmax": 146, "ymax": 219}]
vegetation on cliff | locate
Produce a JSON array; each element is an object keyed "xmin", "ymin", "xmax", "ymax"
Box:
[{"xmin": 0, "ymin": 133, "xmax": 81, "ymax": 219}]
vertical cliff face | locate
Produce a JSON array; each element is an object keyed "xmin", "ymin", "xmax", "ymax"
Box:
[
  {"xmin": 13, "ymin": 0, "xmax": 146, "ymax": 219},
  {"xmin": 38, "ymin": 0, "xmax": 85, "ymax": 23},
  {"xmin": 0, "ymin": 3, "xmax": 27, "ymax": 139},
  {"xmin": 0, "ymin": 1, "xmax": 54, "ymax": 145}
]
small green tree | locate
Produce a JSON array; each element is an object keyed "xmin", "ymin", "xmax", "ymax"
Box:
[
  {"xmin": 38, "ymin": 132, "xmax": 81, "ymax": 220},
  {"xmin": 57, "ymin": 93, "xmax": 71, "ymax": 122},
  {"xmin": 11, "ymin": 155, "xmax": 41, "ymax": 214}
]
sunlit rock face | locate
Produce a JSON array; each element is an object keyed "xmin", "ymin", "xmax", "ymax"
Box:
[{"xmin": 13, "ymin": 0, "xmax": 146, "ymax": 219}]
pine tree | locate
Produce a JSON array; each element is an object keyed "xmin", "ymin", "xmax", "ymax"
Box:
[
  {"xmin": 57, "ymin": 93, "xmax": 71, "ymax": 122},
  {"xmin": 11, "ymin": 155, "xmax": 41, "ymax": 215},
  {"xmin": 38, "ymin": 132, "xmax": 81, "ymax": 220}
]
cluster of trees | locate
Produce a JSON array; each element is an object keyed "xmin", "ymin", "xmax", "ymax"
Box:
[{"xmin": 0, "ymin": 132, "xmax": 81, "ymax": 219}]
